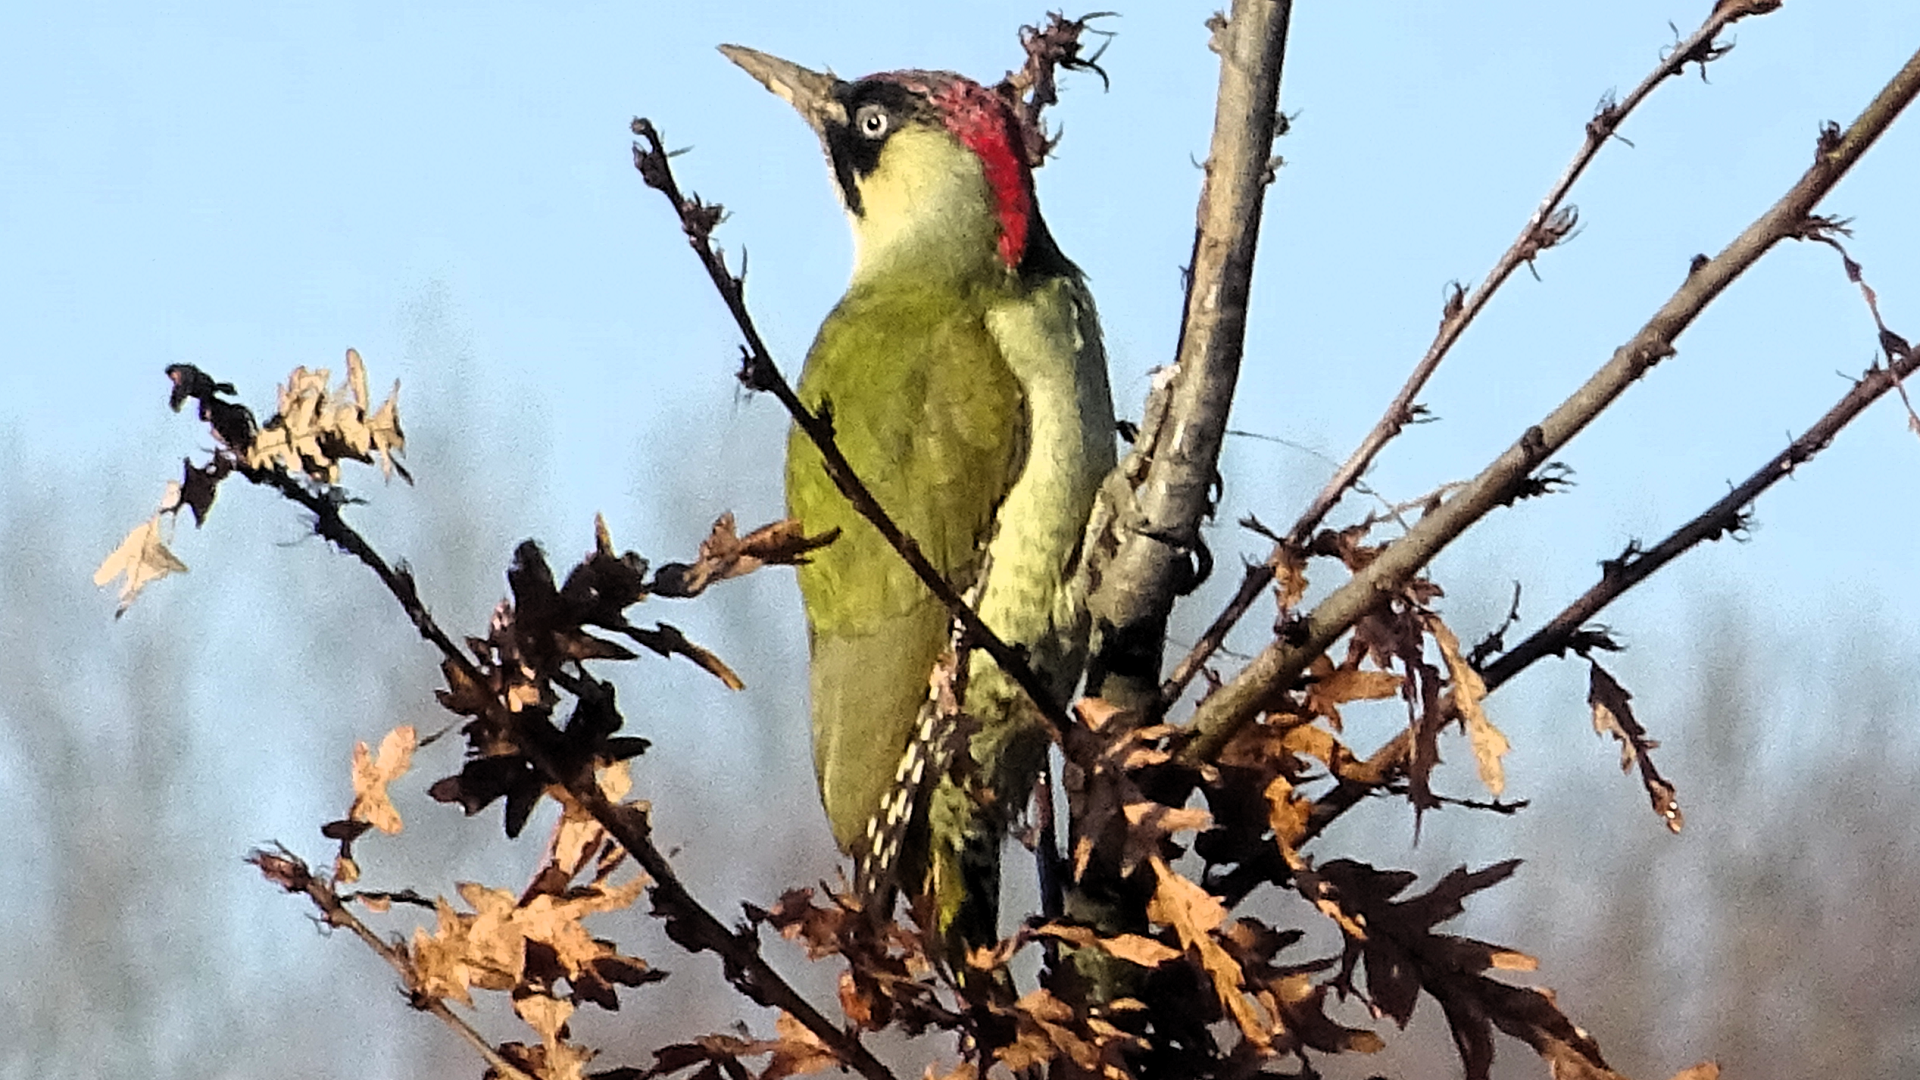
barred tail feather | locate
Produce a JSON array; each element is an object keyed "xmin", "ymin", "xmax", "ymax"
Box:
[
  {"xmin": 853, "ymin": 695, "xmax": 1006, "ymax": 977},
  {"xmin": 852, "ymin": 699, "xmax": 951, "ymax": 914}
]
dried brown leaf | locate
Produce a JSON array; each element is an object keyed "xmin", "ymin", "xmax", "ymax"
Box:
[
  {"xmin": 1034, "ymin": 923, "xmax": 1182, "ymax": 968},
  {"xmin": 762, "ymin": 1012, "xmax": 839, "ymax": 1080},
  {"xmin": 242, "ymin": 353, "xmax": 409, "ymax": 484},
  {"xmin": 1589, "ymin": 661, "xmax": 1684, "ymax": 831},
  {"xmin": 1268, "ymin": 972, "xmax": 1385, "ymax": 1054},
  {"xmin": 514, "ymin": 990, "xmax": 575, "ymax": 1046},
  {"xmin": 1075, "ymin": 696, "xmax": 1129, "ymax": 732},
  {"xmin": 1148, "ymin": 858, "xmax": 1273, "ymax": 1049},
  {"xmin": 1304, "ymin": 655, "xmax": 1403, "ymax": 730},
  {"xmin": 1273, "ymin": 545, "xmax": 1308, "ymax": 610},
  {"xmin": 1429, "ymin": 617, "xmax": 1508, "ymax": 796},
  {"xmin": 348, "ymin": 725, "xmax": 417, "ymax": 835},
  {"xmin": 1264, "ymin": 774, "xmax": 1311, "ymax": 851},
  {"xmin": 650, "ymin": 514, "xmax": 839, "ymax": 597}
]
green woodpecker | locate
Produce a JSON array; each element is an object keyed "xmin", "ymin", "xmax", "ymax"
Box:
[{"xmin": 721, "ymin": 45, "xmax": 1116, "ymax": 957}]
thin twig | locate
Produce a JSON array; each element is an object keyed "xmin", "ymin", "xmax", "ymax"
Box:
[
  {"xmin": 1478, "ymin": 312, "xmax": 1919, "ymax": 690},
  {"xmin": 249, "ymin": 846, "xmax": 538, "ymax": 1080},
  {"xmin": 1160, "ymin": 2, "xmax": 1782, "ymax": 706},
  {"xmin": 1181, "ymin": 41, "xmax": 1920, "ymax": 768},
  {"xmin": 628, "ymin": 120, "xmax": 1071, "ymax": 740},
  {"xmin": 519, "ymin": 764, "xmax": 898, "ymax": 1080}
]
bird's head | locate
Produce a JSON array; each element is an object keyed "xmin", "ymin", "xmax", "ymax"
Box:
[{"xmin": 721, "ymin": 45, "xmax": 1051, "ymax": 285}]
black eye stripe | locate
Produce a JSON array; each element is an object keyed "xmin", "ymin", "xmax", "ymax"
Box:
[{"xmin": 824, "ymin": 80, "xmax": 926, "ymax": 214}]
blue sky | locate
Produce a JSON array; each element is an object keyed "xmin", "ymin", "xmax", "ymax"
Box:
[
  {"xmin": 9, "ymin": 2, "xmax": 1916, "ymax": 627},
  {"xmin": 4, "ymin": 3, "xmax": 1919, "ymax": 1076}
]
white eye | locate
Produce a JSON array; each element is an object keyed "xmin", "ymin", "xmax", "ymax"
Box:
[{"xmin": 855, "ymin": 104, "xmax": 889, "ymax": 140}]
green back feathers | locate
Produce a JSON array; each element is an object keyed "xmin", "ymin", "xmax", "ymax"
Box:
[{"xmin": 787, "ymin": 277, "xmax": 1024, "ymax": 851}]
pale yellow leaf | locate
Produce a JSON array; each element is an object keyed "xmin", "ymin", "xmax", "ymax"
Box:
[
  {"xmin": 95, "ymin": 509, "xmax": 189, "ymax": 615},
  {"xmin": 345, "ymin": 347, "xmax": 370, "ymax": 410}
]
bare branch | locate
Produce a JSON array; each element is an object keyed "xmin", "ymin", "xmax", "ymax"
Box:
[
  {"xmin": 1304, "ymin": 210, "xmax": 1920, "ymax": 847},
  {"xmin": 1182, "ymin": 41, "xmax": 1920, "ymax": 768},
  {"xmin": 1163, "ymin": 2, "xmax": 1783, "ymax": 704},
  {"xmin": 1084, "ymin": 0, "xmax": 1295, "ymax": 712}
]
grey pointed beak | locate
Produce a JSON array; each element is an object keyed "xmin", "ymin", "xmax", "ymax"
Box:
[{"xmin": 718, "ymin": 44, "xmax": 848, "ymax": 135}]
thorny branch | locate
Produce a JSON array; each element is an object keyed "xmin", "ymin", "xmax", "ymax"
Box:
[
  {"xmin": 1181, "ymin": 40, "xmax": 1920, "ymax": 768},
  {"xmin": 629, "ymin": 119, "xmax": 1072, "ymax": 742},
  {"xmin": 1295, "ymin": 67, "xmax": 1920, "ymax": 843},
  {"xmin": 1162, "ymin": 1, "xmax": 1783, "ymax": 706}
]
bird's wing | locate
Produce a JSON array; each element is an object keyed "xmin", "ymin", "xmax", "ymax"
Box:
[{"xmin": 787, "ymin": 282, "xmax": 1026, "ymax": 855}]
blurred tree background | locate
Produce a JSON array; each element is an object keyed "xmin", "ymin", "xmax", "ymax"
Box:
[
  {"xmin": 4, "ymin": 2, "xmax": 1917, "ymax": 1078},
  {"xmin": 10, "ymin": 407, "xmax": 1917, "ymax": 1078}
]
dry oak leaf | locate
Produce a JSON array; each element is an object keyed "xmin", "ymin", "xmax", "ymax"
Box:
[
  {"xmin": 536, "ymin": 762, "xmax": 634, "ymax": 892},
  {"xmin": 514, "ymin": 877, "xmax": 649, "ymax": 975},
  {"xmin": 349, "ymin": 725, "xmax": 417, "ymax": 835},
  {"xmin": 1122, "ymin": 799, "xmax": 1212, "ymax": 876},
  {"xmin": 1277, "ymin": 721, "xmax": 1350, "ymax": 774},
  {"xmin": 756, "ymin": 887, "xmax": 863, "ymax": 962},
  {"xmin": 1264, "ymin": 774, "xmax": 1312, "ymax": 852},
  {"xmin": 1272, "ymin": 544, "xmax": 1309, "ymax": 610},
  {"xmin": 1303, "ymin": 654, "xmax": 1403, "ymax": 731},
  {"xmin": 1147, "ymin": 856, "xmax": 1275, "ymax": 1050},
  {"xmin": 1262, "ymin": 969, "xmax": 1385, "ymax": 1055},
  {"xmin": 1428, "ymin": 616, "xmax": 1509, "ymax": 797},
  {"xmin": 1064, "ymin": 696, "xmax": 1192, "ymax": 879},
  {"xmin": 1033, "ymin": 923, "xmax": 1182, "ymax": 968},
  {"xmin": 496, "ymin": 1037, "xmax": 596, "ymax": 1080},
  {"xmin": 95, "ymin": 503, "xmax": 189, "ymax": 616},
  {"xmin": 245, "ymin": 351, "xmax": 408, "ymax": 483},
  {"xmin": 1588, "ymin": 660, "xmax": 1683, "ymax": 830},
  {"xmin": 410, "ymin": 877, "xmax": 648, "ymax": 1007},
  {"xmin": 762, "ymin": 1011, "xmax": 839, "ymax": 1080},
  {"xmin": 649, "ymin": 513, "xmax": 839, "ymax": 598},
  {"xmin": 514, "ymin": 990, "xmax": 576, "ymax": 1046},
  {"xmin": 412, "ymin": 895, "xmax": 507, "ymax": 1006},
  {"xmin": 248, "ymin": 365, "xmax": 330, "ymax": 478},
  {"xmin": 996, "ymin": 988, "xmax": 1140, "ymax": 1078}
]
